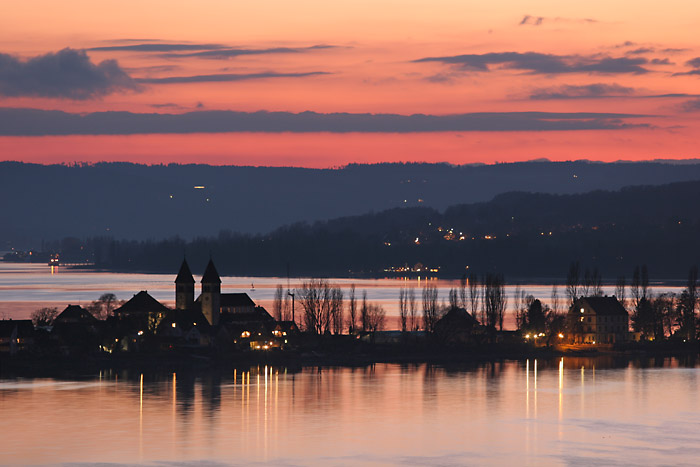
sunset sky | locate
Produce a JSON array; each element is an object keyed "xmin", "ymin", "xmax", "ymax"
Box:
[{"xmin": 1, "ymin": 0, "xmax": 700, "ymax": 167}]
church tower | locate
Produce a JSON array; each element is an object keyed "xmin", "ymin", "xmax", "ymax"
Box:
[
  {"xmin": 175, "ymin": 258, "xmax": 195, "ymax": 310},
  {"xmin": 201, "ymin": 258, "xmax": 221, "ymax": 326}
]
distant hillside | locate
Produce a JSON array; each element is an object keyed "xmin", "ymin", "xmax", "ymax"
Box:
[
  {"xmin": 42, "ymin": 179, "xmax": 700, "ymax": 280},
  {"xmin": 4, "ymin": 160, "xmax": 700, "ymax": 249}
]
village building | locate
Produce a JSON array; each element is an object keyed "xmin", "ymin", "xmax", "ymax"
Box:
[
  {"xmin": 567, "ymin": 296, "xmax": 629, "ymax": 344},
  {"xmin": 53, "ymin": 304, "xmax": 100, "ymax": 354},
  {"xmin": 434, "ymin": 306, "xmax": 481, "ymax": 345},
  {"xmin": 0, "ymin": 320, "xmax": 35, "ymax": 354}
]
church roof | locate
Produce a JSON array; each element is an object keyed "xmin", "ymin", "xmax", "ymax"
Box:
[
  {"xmin": 220, "ymin": 306, "xmax": 275, "ymax": 325},
  {"xmin": 55, "ymin": 305, "xmax": 98, "ymax": 324},
  {"xmin": 220, "ymin": 293, "xmax": 255, "ymax": 308},
  {"xmin": 175, "ymin": 259, "xmax": 195, "ymax": 284},
  {"xmin": 115, "ymin": 291, "xmax": 170, "ymax": 315},
  {"xmin": 201, "ymin": 259, "xmax": 221, "ymax": 284}
]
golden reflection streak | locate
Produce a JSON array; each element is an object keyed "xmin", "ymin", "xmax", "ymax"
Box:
[
  {"xmin": 525, "ymin": 359, "xmax": 529, "ymax": 418},
  {"xmin": 558, "ymin": 358, "xmax": 563, "ymax": 425},
  {"xmin": 139, "ymin": 373, "xmax": 144, "ymax": 460},
  {"xmin": 171, "ymin": 372, "xmax": 176, "ymax": 446},
  {"xmin": 534, "ymin": 359, "xmax": 538, "ymax": 418},
  {"xmin": 264, "ymin": 365, "xmax": 269, "ymax": 461},
  {"xmin": 581, "ymin": 365, "xmax": 585, "ymax": 416},
  {"xmin": 241, "ymin": 370, "xmax": 245, "ymax": 439},
  {"xmin": 275, "ymin": 369, "xmax": 279, "ymax": 454},
  {"xmin": 525, "ymin": 359, "xmax": 530, "ymax": 459}
]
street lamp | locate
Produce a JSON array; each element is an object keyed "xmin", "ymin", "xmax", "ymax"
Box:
[{"xmin": 288, "ymin": 290, "xmax": 295, "ymax": 323}]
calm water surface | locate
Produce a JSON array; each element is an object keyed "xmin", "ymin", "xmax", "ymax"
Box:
[{"xmin": 2, "ymin": 358, "xmax": 700, "ymax": 465}]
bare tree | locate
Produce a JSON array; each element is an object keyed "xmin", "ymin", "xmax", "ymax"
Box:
[
  {"xmin": 361, "ymin": 290, "xmax": 369, "ymax": 332},
  {"xmin": 347, "ymin": 284, "xmax": 357, "ymax": 334},
  {"xmin": 448, "ymin": 287, "xmax": 459, "ymax": 310},
  {"xmin": 422, "ymin": 283, "xmax": 439, "ymax": 333},
  {"xmin": 298, "ymin": 279, "xmax": 342, "ymax": 334},
  {"xmin": 655, "ymin": 293, "xmax": 676, "ymax": 338},
  {"xmin": 87, "ymin": 293, "xmax": 121, "ymax": 320},
  {"xmin": 615, "ymin": 275, "xmax": 626, "ymax": 310},
  {"xmin": 459, "ymin": 274, "xmax": 468, "ymax": 310},
  {"xmin": 398, "ymin": 288, "xmax": 408, "ymax": 332},
  {"xmin": 366, "ymin": 303, "xmax": 386, "ymax": 333},
  {"xmin": 631, "ymin": 266, "xmax": 641, "ymax": 308},
  {"xmin": 468, "ymin": 273, "xmax": 480, "ymax": 323},
  {"xmin": 566, "ymin": 261, "xmax": 580, "ymax": 305},
  {"xmin": 273, "ymin": 285, "xmax": 284, "ymax": 321},
  {"xmin": 330, "ymin": 287, "xmax": 344, "ymax": 334},
  {"xmin": 679, "ymin": 266, "xmax": 698, "ymax": 341},
  {"xmin": 484, "ymin": 273, "xmax": 507, "ymax": 331},
  {"xmin": 550, "ymin": 285, "xmax": 560, "ymax": 316},
  {"xmin": 283, "ymin": 291, "xmax": 291, "ymax": 321},
  {"xmin": 591, "ymin": 268, "xmax": 603, "ymax": 296},
  {"xmin": 408, "ymin": 287, "xmax": 418, "ymax": 331},
  {"xmin": 31, "ymin": 307, "xmax": 58, "ymax": 326},
  {"xmin": 582, "ymin": 268, "xmax": 592, "ymax": 297},
  {"xmin": 514, "ymin": 285, "xmax": 524, "ymax": 330},
  {"xmin": 631, "ymin": 265, "xmax": 650, "ymax": 310},
  {"xmin": 480, "ymin": 275, "xmax": 488, "ymax": 325}
]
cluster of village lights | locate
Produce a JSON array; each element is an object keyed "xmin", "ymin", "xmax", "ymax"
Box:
[{"xmin": 524, "ymin": 332, "xmax": 565, "ymax": 340}]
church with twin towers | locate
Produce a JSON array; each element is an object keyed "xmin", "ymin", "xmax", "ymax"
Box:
[{"xmin": 174, "ymin": 258, "xmax": 257, "ymax": 326}]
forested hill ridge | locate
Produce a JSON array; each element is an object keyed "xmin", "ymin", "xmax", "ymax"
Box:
[
  {"xmin": 4, "ymin": 159, "xmax": 700, "ymax": 249},
  {"xmin": 43, "ymin": 179, "xmax": 700, "ymax": 280}
]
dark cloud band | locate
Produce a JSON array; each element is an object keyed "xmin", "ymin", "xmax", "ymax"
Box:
[
  {"xmin": 414, "ymin": 52, "xmax": 650, "ymax": 74},
  {"xmin": 0, "ymin": 108, "xmax": 650, "ymax": 136},
  {"xmin": 136, "ymin": 71, "xmax": 329, "ymax": 84}
]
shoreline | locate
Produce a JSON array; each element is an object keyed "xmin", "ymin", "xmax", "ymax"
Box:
[{"xmin": 2, "ymin": 343, "xmax": 698, "ymax": 379}]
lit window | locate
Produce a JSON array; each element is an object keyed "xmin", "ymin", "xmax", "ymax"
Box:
[
  {"xmin": 171, "ymin": 322, "xmax": 176, "ymax": 328},
  {"xmin": 580, "ymin": 308, "xmax": 585, "ymax": 313}
]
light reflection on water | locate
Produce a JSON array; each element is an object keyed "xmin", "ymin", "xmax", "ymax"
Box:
[{"xmin": 2, "ymin": 358, "xmax": 700, "ymax": 465}]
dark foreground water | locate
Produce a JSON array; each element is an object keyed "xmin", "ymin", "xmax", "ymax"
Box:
[{"xmin": 2, "ymin": 357, "xmax": 700, "ymax": 466}]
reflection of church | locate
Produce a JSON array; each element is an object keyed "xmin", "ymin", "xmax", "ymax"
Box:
[{"xmin": 112, "ymin": 258, "xmax": 298, "ymax": 351}]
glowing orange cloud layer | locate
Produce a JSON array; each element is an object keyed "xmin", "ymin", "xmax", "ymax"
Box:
[{"xmin": 1, "ymin": 0, "xmax": 700, "ymax": 166}]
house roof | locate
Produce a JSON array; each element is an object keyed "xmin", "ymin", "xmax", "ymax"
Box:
[
  {"xmin": 578, "ymin": 296, "xmax": 628, "ymax": 316},
  {"xmin": 0, "ymin": 320, "xmax": 34, "ymax": 337},
  {"xmin": 158, "ymin": 309, "xmax": 211, "ymax": 333},
  {"xmin": 114, "ymin": 291, "xmax": 170, "ymax": 315},
  {"xmin": 201, "ymin": 259, "xmax": 221, "ymax": 284},
  {"xmin": 55, "ymin": 305, "xmax": 98, "ymax": 324},
  {"xmin": 436, "ymin": 307, "xmax": 479, "ymax": 328},
  {"xmin": 220, "ymin": 293, "xmax": 255, "ymax": 308},
  {"xmin": 175, "ymin": 259, "xmax": 195, "ymax": 284}
]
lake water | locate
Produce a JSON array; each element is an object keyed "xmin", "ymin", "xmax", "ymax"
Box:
[
  {"xmin": 2, "ymin": 358, "xmax": 700, "ymax": 465},
  {"xmin": 0, "ymin": 262, "xmax": 685, "ymax": 329}
]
